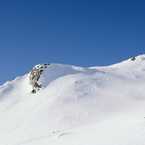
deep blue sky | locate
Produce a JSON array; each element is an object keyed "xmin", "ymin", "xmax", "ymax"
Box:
[{"xmin": 0, "ymin": 0, "xmax": 145, "ymax": 85}]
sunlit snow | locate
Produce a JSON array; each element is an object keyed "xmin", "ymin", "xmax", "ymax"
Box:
[{"xmin": 0, "ymin": 55, "xmax": 145, "ymax": 145}]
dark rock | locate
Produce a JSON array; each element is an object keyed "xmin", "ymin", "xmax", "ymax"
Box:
[
  {"xmin": 31, "ymin": 89, "xmax": 36, "ymax": 93},
  {"xmin": 131, "ymin": 57, "xmax": 136, "ymax": 61}
]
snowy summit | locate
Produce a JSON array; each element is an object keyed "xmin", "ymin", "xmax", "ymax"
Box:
[{"xmin": 0, "ymin": 55, "xmax": 145, "ymax": 145}]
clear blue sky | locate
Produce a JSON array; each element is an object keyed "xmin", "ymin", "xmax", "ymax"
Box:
[{"xmin": 0, "ymin": 0, "xmax": 145, "ymax": 85}]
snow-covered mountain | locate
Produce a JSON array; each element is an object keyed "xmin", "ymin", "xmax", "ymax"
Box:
[{"xmin": 0, "ymin": 55, "xmax": 145, "ymax": 145}]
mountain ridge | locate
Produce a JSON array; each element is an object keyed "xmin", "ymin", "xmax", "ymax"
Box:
[
  {"xmin": 1, "ymin": 54, "xmax": 145, "ymax": 88},
  {"xmin": 0, "ymin": 55, "xmax": 145, "ymax": 145}
]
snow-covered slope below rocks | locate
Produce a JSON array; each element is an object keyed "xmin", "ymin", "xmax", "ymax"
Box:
[{"xmin": 0, "ymin": 55, "xmax": 145, "ymax": 145}]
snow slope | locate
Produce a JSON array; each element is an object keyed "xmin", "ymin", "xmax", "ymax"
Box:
[{"xmin": 0, "ymin": 55, "xmax": 145, "ymax": 145}]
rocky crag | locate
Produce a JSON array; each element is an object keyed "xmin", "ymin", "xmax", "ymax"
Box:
[{"xmin": 29, "ymin": 63, "xmax": 50, "ymax": 93}]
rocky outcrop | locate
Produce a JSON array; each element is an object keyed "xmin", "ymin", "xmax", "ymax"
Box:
[
  {"xmin": 131, "ymin": 57, "xmax": 136, "ymax": 61},
  {"xmin": 29, "ymin": 63, "xmax": 50, "ymax": 93}
]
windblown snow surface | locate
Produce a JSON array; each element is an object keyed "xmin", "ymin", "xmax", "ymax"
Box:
[{"xmin": 1, "ymin": 55, "xmax": 145, "ymax": 145}]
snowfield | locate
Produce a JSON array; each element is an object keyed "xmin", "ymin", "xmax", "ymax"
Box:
[{"xmin": 0, "ymin": 55, "xmax": 145, "ymax": 145}]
